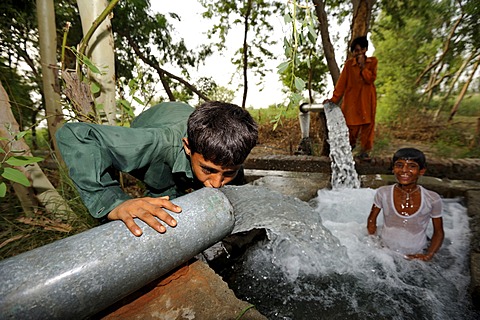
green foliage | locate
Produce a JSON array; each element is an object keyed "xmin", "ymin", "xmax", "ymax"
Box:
[
  {"xmin": 373, "ymin": 0, "xmax": 480, "ymax": 126},
  {"xmin": 0, "ymin": 126, "xmax": 43, "ymax": 197},
  {"xmin": 456, "ymin": 94, "xmax": 480, "ymax": 117},
  {"xmin": 22, "ymin": 128, "xmax": 51, "ymax": 150},
  {"xmin": 0, "ymin": 1, "xmax": 39, "ymax": 131},
  {"xmin": 373, "ymin": 7, "xmax": 437, "ymax": 124},
  {"xmin": 247, "ymin": 103, "xmax": 296, "ymax": 125},
  {"xmin": 275, "ymin": 1, "xmax": 324, "ymax": 129},
  {"xmin": 116, "ymin": 63, "xmax": 155, "ymax": 122},
  {"xmin": 113, "ymin": 0, "xmax": 202, "ymax": 85},
  {"xmin": 192, "ymin": 77, "xmax": 235, "ymax": 103},
  {"xmin": 69, "ymin": 47, "xmax": 103, "ymax": 75},
  {"xmin": 0, "ymin": 0, "xmax": 83, "ymax": 130}
]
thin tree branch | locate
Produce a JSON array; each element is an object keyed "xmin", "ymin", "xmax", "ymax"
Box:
[
  {"xmin": 78, "ymin": 0, "xmax": 121, "ymax": 57},
  {"xmin": 126, "ymin": 35, "xmax": 210, "ymax": 102},
  {"xmin": 415, "ymin": 13, "xmax": 464, "ymax": 86}
]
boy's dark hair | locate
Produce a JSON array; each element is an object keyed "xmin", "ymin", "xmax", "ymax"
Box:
[
  {"xmin": 187, "ymin": 101, "xmax": 258, "ymax": 167},
  {"xmin": 392, "ymin": 148, "xmax": 427, "ymax": 169},
  {"xmin": 350, "ymin": 36, "xmax": 368, "ymax": 52}
]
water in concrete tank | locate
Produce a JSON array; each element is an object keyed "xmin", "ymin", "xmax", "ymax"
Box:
[
  {"xmin": 221, "ymin": 185, "xmax": 477, "ymax": 319},
  {"xmin": 216, "ymin": 103, "xmax": 477, "ymax": 319}
]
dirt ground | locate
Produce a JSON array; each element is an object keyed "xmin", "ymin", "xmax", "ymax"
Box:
[{"xmin": 252, "ymin": 113, "xmax": 470, "ymax": 160}]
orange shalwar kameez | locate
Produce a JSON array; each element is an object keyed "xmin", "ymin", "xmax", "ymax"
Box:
[{"xmin": 330, "ymin": 56, "xmax": 378, "ymax": 152}]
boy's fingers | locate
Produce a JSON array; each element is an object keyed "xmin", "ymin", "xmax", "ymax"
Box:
[
  {"xmin": 109, "ymin": 198, "xmax": 180, "ymax": 235},
  {"xmin": 122, "ymin": 216, "xmax": 143, "ymax": 237},
  {"xmin": 136, "ymin": 203, "xmax": 177, "ymax": 228},
  {"xmin": 147, "ymin": 197, "xmax": 182, "ymax": 213},
  {"xmin": 140, "ymin": 213, "xmax": 168, "ymax": 233},
  {"xmin": 151, "ymin": 209, "xmax": 177, "ymax": 227}
]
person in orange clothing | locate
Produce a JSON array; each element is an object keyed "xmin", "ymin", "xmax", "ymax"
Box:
[{"xmin": 324, "ymin": 36, "xmax": 377, "ymax": 161}]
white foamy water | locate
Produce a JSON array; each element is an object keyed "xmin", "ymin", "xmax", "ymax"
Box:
[{"xmin": 222, "ymin": 185, "xmax": 477, "ymax": 319}]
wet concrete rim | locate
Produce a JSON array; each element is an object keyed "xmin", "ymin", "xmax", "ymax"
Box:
[{"xmin": 244, "ymin": 153, "xmax": 480, "ymax": 182}]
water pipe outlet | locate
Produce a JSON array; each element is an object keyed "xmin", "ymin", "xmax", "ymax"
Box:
[{"xmin": 299, "ymin": 103, "xmax": 324, "ymax": 113}]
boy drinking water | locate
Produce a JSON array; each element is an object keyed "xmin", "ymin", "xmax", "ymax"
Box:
[
  {"xmin": 57, "ymin": 101, "xmax": 258, "ymax": 237},
  {"xmin": 367, "ymin": 148, "xmax": 444, "ymax": 261}
]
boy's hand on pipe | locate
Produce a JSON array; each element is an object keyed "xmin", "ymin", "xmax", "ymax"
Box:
[{"xmin": 107, "ymin": 196, "xmax": 182, "ymax": 237}]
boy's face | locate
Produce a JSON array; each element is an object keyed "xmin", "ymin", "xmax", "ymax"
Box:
[
  {"xmin": 183, "ymin": 138, "xmax": 241, "ymax": 188},
  {"xmin": 353, "ymin": 44, "xmax": 367, "ymax": 58},
  {"xmin": 392, "ymin": 159, "xmax": 426, "ymax": 186}
]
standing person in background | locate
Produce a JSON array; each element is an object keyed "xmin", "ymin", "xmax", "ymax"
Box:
[{"xmin": 323, "ymin": 36, "xmax": 377, "ymax": 161}]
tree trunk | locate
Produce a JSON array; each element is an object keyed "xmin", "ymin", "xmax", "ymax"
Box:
[
  {"xmin": 312, "ymin": 0, "xmax": 375, "ymax": 84},
  {"xmin": 241, "ymin": 0, "xmax": 253, "ymax": 109},
  {"xmin": 312, "ymin": 0, "xmax": 340, "ymax": 84},
  {"xmin": 77, "ymin": 0, "xmax": 116, "ymax": 125},
  {"xmin": 36, "ymin": 0, "xmax": 64, "ymax": 162},
  {"xmin": 349, "ymin": 0, "xmax": 375, "ymax": 50},
  {"xmin": 0, "ymin": 82, "xmax": 74, "ymax": 221},
  {"xmin": 433, "ymin": 50, "xmax": 477, "ymax": 121},
  {"xmin": 448, "ymin": 55, "xmax": 480, "ymax": 121}
]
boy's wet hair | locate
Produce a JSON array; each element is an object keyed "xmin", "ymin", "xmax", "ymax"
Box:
[
  {"xmin": 187, "ymin": 101, "xmax": 258, "ymax": 167},
  {"xmin": 392, "ymin": 148, "xmax": 427, "ymax": 169},
  {"xmin": 350, "ymin": 36, "xmax": 368, "ymax": 52}
]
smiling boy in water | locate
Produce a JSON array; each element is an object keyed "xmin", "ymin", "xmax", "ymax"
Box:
[{"xmin": 366, "ymin": 148, "xmax": 444, "ymax": 261}]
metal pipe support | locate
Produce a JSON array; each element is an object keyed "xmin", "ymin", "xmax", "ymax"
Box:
[{"xmin": 299, "ymin": 103, "xmax": 324, "ymax": 113}]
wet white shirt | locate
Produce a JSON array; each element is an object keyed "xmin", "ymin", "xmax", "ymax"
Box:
[{"xmin": 373, "ymin": 185, "xmax": 443, "ymax": 254}]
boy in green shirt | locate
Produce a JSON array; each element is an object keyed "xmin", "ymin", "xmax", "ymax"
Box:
[{"xmin": 56, "ymin": 101, "xmax": 258, "ymax": 236}]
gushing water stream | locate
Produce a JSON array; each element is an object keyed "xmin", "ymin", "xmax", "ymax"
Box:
[
  {"xmin": 323, "ymin": 102, "xmax": 360, "ymax": 189},
  {"xmin": 217, "ymin": 103, "xmax": 478, "ymax": 319}
]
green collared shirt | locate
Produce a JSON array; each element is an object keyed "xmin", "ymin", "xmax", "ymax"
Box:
[{"xmin": 56, "ymin": 102, "xmax": 195, "ymax": 218}]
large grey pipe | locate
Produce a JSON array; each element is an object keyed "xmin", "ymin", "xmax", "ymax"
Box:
[{"xmin": 0, "ymin": 188, "xmax": 234, "ymax": 319}]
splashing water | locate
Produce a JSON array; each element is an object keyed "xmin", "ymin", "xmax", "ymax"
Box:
[
  {"xmin": 323, "ymin": 102, "xmax": 360, "ymax": 189},
  {"xmin": 217, "ymin": 102, "xmax": 477, "ymax": 319},
  {"xmin": 221, "ymin": 185, "xmax": 477, "ymax": 319}
]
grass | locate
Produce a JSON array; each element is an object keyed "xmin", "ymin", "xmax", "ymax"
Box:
[
  {"xmin": 247, "ymin": 103, "xmax": 298, "ymax": 125},
  {"xmin": 0, "ymin": 159, "xmax": 98, "ymax": 260}
]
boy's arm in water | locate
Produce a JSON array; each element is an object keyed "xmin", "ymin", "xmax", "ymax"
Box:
[
  {"xmin": 406, "ymin": 217, "xmax": 444, "ymax": 261},
  {"xmin": 367, "ymin": 204, "xmax": 381, "ymax": 235}
]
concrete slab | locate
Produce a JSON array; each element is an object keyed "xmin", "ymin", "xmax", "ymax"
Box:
[{"xmin": 97, "ymin": 260, "xmax": 267, "ymax": 320}]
